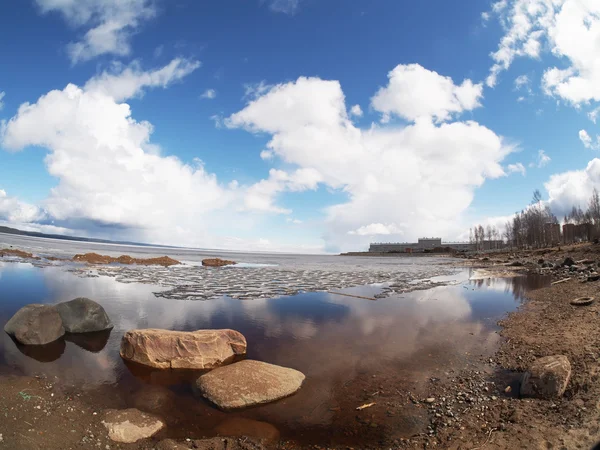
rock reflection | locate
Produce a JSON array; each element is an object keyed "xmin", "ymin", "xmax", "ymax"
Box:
[
  {"xmin": 11, "ymin": 336, "xmax": 65, "ymax": 363},
  {"xmin": 64, "ymin": 329, "xmax": 111, "ymax": 353},
  {"xmin": 123, "ymin": 359, "xmax": 208, "ymax": 386}
]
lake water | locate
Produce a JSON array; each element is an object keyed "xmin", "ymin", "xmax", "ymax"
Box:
[{"xmin": 0, "ymin": 234, "xmax": 550, "ymax": 446}]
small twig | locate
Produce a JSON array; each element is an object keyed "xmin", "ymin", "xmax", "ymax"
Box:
[
  {"xmin": 551, "ymin": 278, "xmax": 571, "ymax": 285},
  {"xmin": 473, "ymin": 428, "xmax": 496, "ymax": 450},
  {"xmin": 356, "ymin": 402, "xmax": 376, "ymax": 410}
]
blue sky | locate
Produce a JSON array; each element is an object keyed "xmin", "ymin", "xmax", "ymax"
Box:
[{"xmin": 1, "ymin": 0, "xmax": 600, "ymax": 253}]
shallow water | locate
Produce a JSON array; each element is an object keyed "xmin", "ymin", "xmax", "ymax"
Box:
[{"xmin": 0, "ymin": 259, "xmax": 550, "ymax": 445}]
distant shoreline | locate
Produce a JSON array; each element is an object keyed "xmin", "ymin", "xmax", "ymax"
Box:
[{"xmin": 339, "ymin": 251, "xmax": 454, "ymax": 257}]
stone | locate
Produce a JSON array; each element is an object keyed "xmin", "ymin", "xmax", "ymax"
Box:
[
  {"xmin": 507, "ymin": 261, "xmax": 524, "ymax": 267},
  {"xmin": 202, "ymin": 258, "xmax": 236, "ymax": 267},
  {"xmin": 196, "ymin": 359, "xmax": 305, "ymax": 410},
  {"xmin": 192, "ymin": 437, "xmax": 265, "ymax": 450},
  {"xmin": 4, "ymin": 304, "xmax": 65, "ymax": 345},
  {"xmin": 563, "ymin": 257, "xmax": 575, "ymax": 267},
  {"xmin": 520, "ymin": 355, "xmax": 571, "ymax": 399},
  {"xmin": 102, "ymin": 408, "xmax": 165, "ymax": 443},
  {"xmin": 55, "ymin": 298, "xmax": 113, "ymax": 333},
  {"xmin": 120, "ymin": 329, "xmax": 247, "ymax": 370},
  {"xmin": 215, "ymin": 418, "xmax": 280, "ymax": 444},
  {"xmin": 130, "ymin": 385, "xmax": 176, "ymax": 414},
  {"xmin": 588, "ymin": 273, "xmax": 600, "ymax": 282},
  {"xmin": 156, "ymin": 439, "xmax": 189, "ymax": 450}
]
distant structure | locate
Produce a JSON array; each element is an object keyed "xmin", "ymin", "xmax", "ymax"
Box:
[
  {"xmin": 545, "ymin": 223, "xmax": 561, "ymax": 245},
  {"xmin": 369, "ymin": 237, "xmax": 476, "ymax": 253},
  {"xmin": 562, "ymin": 223, "xmax": 575, "ymax": 244}
]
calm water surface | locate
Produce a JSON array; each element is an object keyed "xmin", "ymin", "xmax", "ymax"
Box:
[{"xmin": 0, "ymin": 260, "xmax": 549, "ymax": 444}]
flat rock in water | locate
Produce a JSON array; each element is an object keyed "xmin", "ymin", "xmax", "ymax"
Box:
[
  {"xmin": 215, "ymin": 417, "xmax": 280, "ymax": 444},
  {"xmin": 102, "ymin": 408, "xmax": 165, "ymax": 443},
  {"xmin": 202, "ymin": 258, "xmax": 236, "ymax": 267},
  {"xmin": 55, "ymin": 297, "xmax": 113, "ymax": 333},
  {"xmin": 4, "ymin": 304, "xmax": 65, "ymax": 345},
  {"xmin": 520, "ymin": 355, "xmax": 571, "ymax": 399},
  {"xmin": 120, "ymin": 329, "xmax": 247, "ymax": 370},
  {"xmin": 196, "ymin": 359, "xmax": 305, "ymax": 410}
]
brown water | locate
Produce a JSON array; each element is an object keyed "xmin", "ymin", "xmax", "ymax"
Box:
[{"xmin": 0, "ymin": 261, "xmax": 549, "ymax": 446}]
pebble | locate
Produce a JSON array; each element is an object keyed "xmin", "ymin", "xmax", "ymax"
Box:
[
  {"xmin": 504, "ymin": 386, "xmax": 512, "ymax": 393},
  {"xmin": 426, "ymin": 398, "xmax": 435, "ymax": 403}
]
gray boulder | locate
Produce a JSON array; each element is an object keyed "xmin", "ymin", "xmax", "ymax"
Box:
[
  {"xmin": 520, "ymin": 355, "xmax": 571, "ymax": 399},
  {"xmin": 196, "ymin": 359, "xmax": 305, "ymax": 410},
  {"xmin": 56, "ymin": 297, "xmax": 113, "ymax": 333},
  {"xmin": 4, "ymin": 304, "xmax": 65, "ymax": 345}
]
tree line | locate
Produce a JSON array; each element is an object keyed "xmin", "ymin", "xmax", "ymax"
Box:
[{"xmin": 471, "ymin": 188, "xmax": 600, "ymax": 250}]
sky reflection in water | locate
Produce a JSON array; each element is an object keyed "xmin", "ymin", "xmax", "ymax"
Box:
[{"xmin": 0, "ymin": 262, "xmax": 548, "ymax": 431}]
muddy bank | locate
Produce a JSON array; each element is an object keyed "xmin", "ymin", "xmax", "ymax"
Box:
[
  {"xmin": 73, "ymin": 253, "xmax": 180, "ymax": 267},
  {"xmin": 0, "ymin": 248, "xmax": 181, "ymax": 267}
]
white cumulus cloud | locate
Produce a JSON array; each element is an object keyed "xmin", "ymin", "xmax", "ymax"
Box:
[
  {"xmin": 201, "ymin": 89, "xmax": 216, "ymax": 99},
  {"xmin": 84, "ymin": 58, "xmax": 200, "ymax": 102},
  {"xmin": 0, "ymin": 189, "xmax": 44, "ymax": 223},
  {"xmin": 506, "ymin": 162, "xmax": 526, "ymax": 176},
  {"xmin": 488, "ymin": 0, "xmax": 600, "ymax": 108},
  {"xmin": 348, "ymin": 223, "xmax": 405, "ymax": 236},
  {"xmin": 227, "ymin": 69, "xmax": 514, "ymax": 251},
  {"xmin": 35, "ymin": 0, "xmax": 157, "ymax": 64},
  {"xmin": 579, "ymin": 129, "xmax": 600, "ymax": 150},
  {"xmin": 545, "ymin": 158, "xmax": 600, "ymax": 216},
  {"xmin": 1, "ymin": 60, "xmax": 237, "ymax": 246},
  {"xmin": 530, "ymin": 149, "xmax": 551, "ymax": 168},
  {"xmin": 349, "ymin": 104, "xmax": 363, "ymax": 117},
  {"xmin": 371, "ymin": 64, "xmax": 483, "ymax": 123}
]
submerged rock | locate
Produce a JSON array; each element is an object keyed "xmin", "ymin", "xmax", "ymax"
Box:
[
  {"xmin": 56, "ymin": 297, "xmax": 113, "ymax": 333},
  {"xmin": 4, "ymin": 304, "xmax": 65, "ymax": 345},
  {"xmin": 196, "ymin": 359, "xmax": 305, "ymax": 410},
  {"xmin": 120, "ymin": 329, "xmax": 247, "ymax": 370},
  {"xmin": 202, "ymin": 258, "xmax": 237, "ymax": 267},
  {"xmin": 215, "ymin": 417, "xmax": 280, "ymax": 444},
  {"xmin": 520, "ymin": 355, "xmax": 571, "ymax": 399},
  {"xmin": 102, "ymin": 408, "xmax": 165, "ymax": 443},
  {"xmin": 130, "ymin": 384, "xmax": 176, "ymax": 414}
]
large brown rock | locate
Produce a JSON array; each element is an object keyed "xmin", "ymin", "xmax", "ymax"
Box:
[
  {"xmin": 4, "ymin": 304, "xmax": 65, "ymax": 345},
  {"xmin": 120, "ymin": 329, "xmax": 247, "ymax": 370},
  {"xmin": 196, "ymin": 360, "xmax": 305, "ymax": 410},
  {"xmin": 102, "ymin": 408, "xmax": 165, "ymax": 443},
  {"xmin": 520, "ymin": 355, "xmax": 571, "ymax": 399}
]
